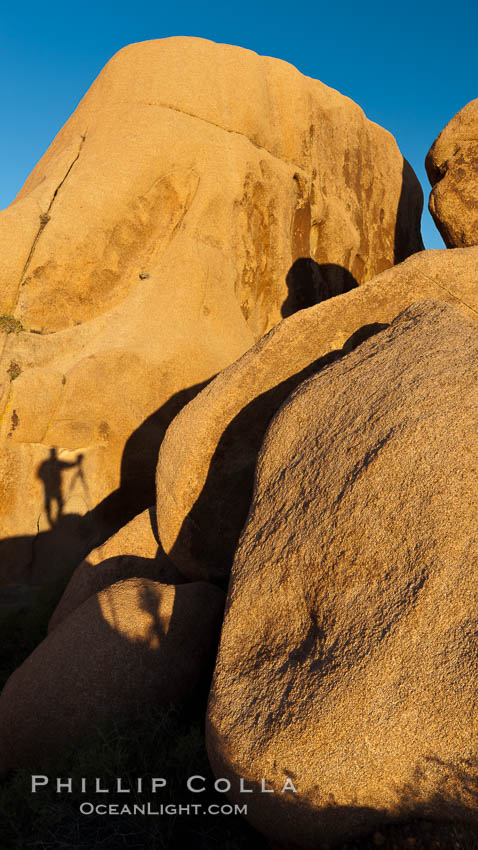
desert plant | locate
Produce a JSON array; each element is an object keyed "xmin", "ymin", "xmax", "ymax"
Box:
[
  {"xmin": 7, "ymin": 360, "xmax": 21, "ymax": 381},
  {"xmin": 0, "ymin": 314, "xmax": 23, "ymax": 335}
]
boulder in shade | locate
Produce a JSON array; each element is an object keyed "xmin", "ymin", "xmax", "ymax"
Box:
[{"xmin": 0, "ymin": 578, "xmax": 224, "ymax": 769}]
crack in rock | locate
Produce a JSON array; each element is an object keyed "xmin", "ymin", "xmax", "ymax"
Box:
[{"xmin": 17, "ymin": 132, "xmax": 88, "ymax": 296}]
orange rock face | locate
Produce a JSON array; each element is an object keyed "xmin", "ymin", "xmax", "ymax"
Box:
[
  {"xmin": 156, "ymin": 246, "xmax": 478, "ymax": 582},
  {"xmin": 426, "ymin": 99, "xmax": 478, "ymax": 247},
  {"xmin": 207, "ymin": 301, "xmax": 478, "ymax": 847},
  {"xmin": 0, "ymin": 37, "xmax": 422, "ymax": 587}
]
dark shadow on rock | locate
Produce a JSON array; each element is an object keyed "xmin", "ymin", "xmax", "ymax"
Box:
[
  {"xmin": 169, "ymin": 321, "xmax": 390, "ymax": 583},
  {"xmin": 3, "ymin": 604, "xmax": 476, "ymax": 850},
  {"xmin": 342, "ymin": 322, "xmax": 389, "ymax": 354},
  {"xmin": 283, "ymin": 158, "xmax": 424, "ymax": 323},
  {"xmin": 88, "ymin": 380, "xmax": 212, "ymax": 540},
  {"xmin": 36, "ymin": 449, "xmax": 85, "ymax": 528},
  {"xmin": 48, "ymin": 543, "xmax": 187, "ymax": 634},
  {"xmin": 281, "ymin": 259, "xmax": 358, "ymax": 318},
  {"xmin": 1, "ymin": 577, "xmax": 225, "ymax": 772},
  {"xmin": 0, "ymin": 513, "xmax": 97, "ymax": 590},
  {"xmin": 394, "ymin": 158, "xmax": 425, "ymax": 264},
  {"xmin": 0, "ymin": 380, "xmax": 211, "ymax": 591}
]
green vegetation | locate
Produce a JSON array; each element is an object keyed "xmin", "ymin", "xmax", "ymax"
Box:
[
  {"xmin": 0, "ymin": 314, "xmax": 23, "ymax": 335},
  {"xmin": 7, "ymin": 360, "xmax": 22, "ymax": 381}
]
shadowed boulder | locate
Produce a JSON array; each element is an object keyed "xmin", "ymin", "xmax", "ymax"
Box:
[{"xmin": 0, "ymin": 578, "xmax": 224, "ymax": 770}]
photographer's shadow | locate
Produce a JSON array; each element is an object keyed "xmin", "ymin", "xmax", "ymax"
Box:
[{"xmin": 36, "ymin": 448, "xmax": 85, "ymax": 528}]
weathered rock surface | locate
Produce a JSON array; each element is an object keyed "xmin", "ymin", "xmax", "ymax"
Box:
[
  {"xmin": 0, "ymin": 578, "xmax": 224, "ymax": 769},
  {"xmin": 156, "ymin": 246, "xmax": 478, "ymax": 582},
  {"xmin": 48, "ymin": 507, "xmax": 184, "ymax": 632},
  {"xmin": 0, "ymin": 37, "xmax": 422, "ymax": 586},
  {"xmin": 206, "ymin": 300, "xmax": 478, "ymax": 848},
  {"xmin": 426, "ymin": 99, "xmax": 478, "ymax": 247}
]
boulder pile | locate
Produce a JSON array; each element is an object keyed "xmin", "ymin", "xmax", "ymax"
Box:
[
  {"xmin": 156, "ymin": 244, "xmax": 478, "ymax": 582},
  {"xmin": 0, "ymin": 36, "xmax": 423, "ymax": 585},
  {"xmin": 0, "ymin": 40, "xmax": 477, "ymax": 848}
]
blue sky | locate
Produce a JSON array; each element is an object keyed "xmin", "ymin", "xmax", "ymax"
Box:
[{"xmin": 1, "ymin": 0, "xmax": 477, "ymax": 248}]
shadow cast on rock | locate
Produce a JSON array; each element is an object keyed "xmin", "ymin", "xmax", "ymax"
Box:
[
  {"xmin": 0, "ymin": 150, "xmax": 424, "ymax": 594},
  {"xmin": 281, "ymin": 259, "xmax": 358, "ymax": 318},
  {"xmin": 88, "ymin": 380, "xmax": 212, "ymax": 540},
  {"xmin": 169, "ymin": 320, "xmax": 389, "ymax": 583},
  {"xmin": 0, "ymin": 577, "xmax": 224, "ymax": 773},
  {"xmin": 282, "ymin": 156, "xmax": 424, "ymax": 322},
  {"xmin": 394, "ymin": 158, "xmax": 425, "ymax": 264},
  {"xmin": 0, "ymin": 380, "xmax": 211, "ymax": 592}
]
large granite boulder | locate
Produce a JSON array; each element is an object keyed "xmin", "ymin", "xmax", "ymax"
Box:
[
  {"xmin": 0, "ymin": 578, "xmax": 224, "ymax": 769},
  {"xmin": 206, "ymin": 300, "xmax": 478, "ymax": 848},
  {"xmin": 156, "ymin": 246, "xmax": 478, "ymax": 582},
  {"xmin": 0, "ymin": 37, "xmax": 422, "ymax": 586},
  {"xmin": 426, "ymin": 99, "xmax": 478, "ymax": 247}
]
